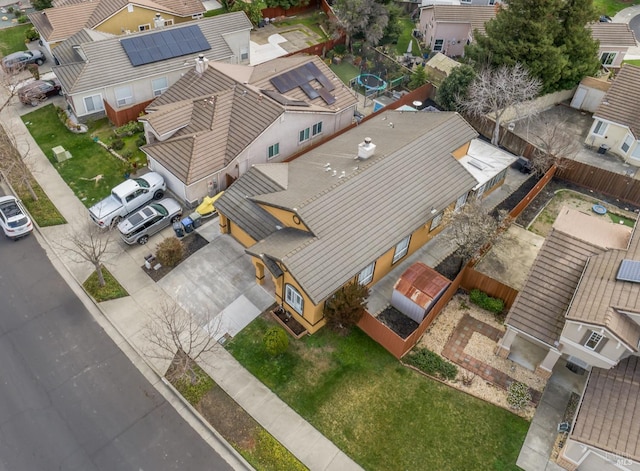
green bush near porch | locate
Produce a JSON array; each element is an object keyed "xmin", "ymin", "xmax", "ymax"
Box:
[{"xmin": 227, "ymin": 317, "xmax": 529, "ymax": 471}]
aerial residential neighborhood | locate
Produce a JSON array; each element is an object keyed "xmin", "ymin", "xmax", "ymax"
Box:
[{"xmin": 1, "ymin": 0, "xmax": 640, "ymax": 469}]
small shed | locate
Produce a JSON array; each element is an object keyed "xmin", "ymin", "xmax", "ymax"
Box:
[
  {"xmin": 391, "ymin": 262, "xmax": 450, "ymax": 323},
  {"xmin": 570, "ymin": 77, "xmax": 611, "ymax": 112}
]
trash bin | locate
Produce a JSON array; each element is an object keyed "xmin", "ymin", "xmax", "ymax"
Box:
[
  {"xmin": 173, "ymin": 221, "xmax": 184, "ymax": 237},
  {"xmin": 181, "ymin": 217, "xmax": 194, "ymax": 234},
  {"xmin": 597, "ymin": 144, "xmax": 610, "ymax": 155},
  {"xmin": 189, "ymin": 211, "xmax": 202, "ymax": 228}
]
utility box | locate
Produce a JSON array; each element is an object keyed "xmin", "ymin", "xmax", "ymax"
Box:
[{"xmin": 598, "ymin": 144, "xmax": 610, "ymax": 155}]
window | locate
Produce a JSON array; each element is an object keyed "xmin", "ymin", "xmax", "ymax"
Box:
[
  {"xmin": 138, "ymin": 24, "xmax": 150, "ymax": 31},
  {"xmin": 312, "ymin": 121, "xmax": 323, "ymax": 136},
  {"xmin": 114, "ymin": 85, "xmax": 133, "ymax": 107},
  {"xmin": 455, "ymin": 193, "xmax": 468, "ymax": 212},
  {"xmin": 240, "ymin": 47, "xmax": 249, "ymax": 61},
  {"xmin": 584, "ymin": 331, "xmax": 604, "ymax": 351},
  {"xmin": 632, "ymin": 142, "xmax": 640, "ymax": 160},
  {"xmin": 299, "ymin": 127, "xmax": 310, "ymax": 143},
  {"xmin": 358, "ymin": 262, "xmax": 375, "ymax": 285},
  {"xmin": 83, "ymin": 94, "xmax": 104, "ymax": 113},
  {"xmin": 163, "ymin": 19, "xmax": 174, "ymax": 26},
  {"xmin": 268, "ymin": 143, "xmax": 280, "ymax": 159},
  {"xmin": 433, "ymin": 39, "xmax": 444, "ymax": 52},
  {"xmin": 488, "ymin": 0, "xmax": 496, "ymax": 4},
  {"xmin": 151, "ymin": 77, "xmax": 168, "ymax": 97},
  {"xmin": 285, "ymin": 284, "xmax": 303, "ymax": 314},
  {"xmin": 592, "ymin": 120, "xmax": 607, "ymax": 136},
  {"xmin": 392, "ymin": 236, "xmax": 411, "ymax": 263},
  {"xmin": 600, "ymin": 52, "xmax": 616, "ymax": 66},
  {"xmin": 461, "ymin": 0, "xmax": 471, "ymax": 3},
  {"xmin": 430, "ymin": 212, "xmax": 443, "ymax": 231},
  {"xmin": 192, "ymin": 13, "xmax": 203, "ymax": 19},
  {"xmin": 621, "ymin": 134, "xmax": 634, "ymax": 154}
]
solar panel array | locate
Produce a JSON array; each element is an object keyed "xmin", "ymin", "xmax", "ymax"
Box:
[
  {"xmin": 120, "ymin": 25, "xmax": 211, "ymax": 67},
  {"xmin": 616, "ymin": 259, "xmax": 640, "ymax": 283},
  {"xmin": 269, "ymin": 62, "xmax": 336, "ymax": 105}
]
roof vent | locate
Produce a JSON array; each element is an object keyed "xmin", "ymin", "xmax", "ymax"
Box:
[
  {"xmin": 357, "ymin": 137, "xmax": 376, "ymax": 159},
  {"xmin": 195, "ymin": 54, "xmax": 209, "ymax": 74}
]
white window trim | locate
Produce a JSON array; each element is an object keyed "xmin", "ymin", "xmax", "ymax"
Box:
[
  {"xmin": 584, "ymin": 331, "xmax": 604, "ymax": 351},
  {"xmin": 312, "ymin": 121, "xmax": 323, "ymax": 136},
  {"xmin": 358, "ymin": 262, "xmax": 375, "ymax": 285},
  {"xmin": 115, "ymin": 85, "xmax": 133, "ymax": 107},
  {"xmin": 430, "ymin": 212, "xmax": 444, "ymax": 231},
  {"xmin": 631, "ymin": 141, "xmax": 640, "ymax": 159},
  {"xmin": 454, "ymin": 193, "xmax": 467, "ymax": 212},
  {"xmin": 285, "ymin": 284, "xmax": 304, "ymax": 315},
  {"xmin": 592, "ymin": 120, "xmax": 607, "ymax": 136},
  {"xmin": 192, "ymin": 13, "xmax": 203, "ymax": 19},
  {"xmin": 163, "ymin": 19, "xmax": 174, "ymax": 26},
  {"xmin": 621, "ymin": 134, "xmax": 634, "ymax": 154},
  {"xmin": 600, "ymin": 51, "xmax": 617, "ymax": 66},
  {"xmin": 392, "ymin": 236, "xmax": 411, "ymax": 263},
  {"xmin": 83, "ymin": 94, "xmax": 104, "ymax": 114},
  {"xmin": 268, "ymin": 143, "xmax": 279, "ymax": 159},
  {"xmin": 240, "ymin": 47, "xmax": 249, "ymax": 61},
  {"xmin": 151, "ymin": 77, "xmax": 168, "ymax": 97},
  {"xmin": 299, "ymin": 127, "xmax": 310, "ymax": 144}
]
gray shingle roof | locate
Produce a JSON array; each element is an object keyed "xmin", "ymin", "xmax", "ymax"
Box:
[
  {"xmin": 571, "ymin": 356, "xmax": 640, "ymax": 460},
  {"xmin": 231, "ymin": 111, "xmax": 479, "ymax": 304},
  {"xmin": 594, "ymin": 64, "xmax": 640, "ymax": 137},
  {"xmin": 505, "ymin": 229, "xmax": 604, "ymax": 346},
  {"xmin": 427, "ymin": 5, "xmax": 497, "ymax": 36},
  {"xmin": 51, "ymin": 13, "xmax": 252, "ymax": 95}
]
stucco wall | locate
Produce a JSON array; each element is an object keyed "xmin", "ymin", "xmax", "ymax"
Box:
[
  {"xmin": 96, "ymin": 7, "xmax": 190, "ymax": 35},
  {"xmin": 585, "ymin": 119, "xmax": 631, "ymax": 159},
  {"xmin": 502, "ymin": 88, "xmax": 576, "ymax": 123},
  {"xmin": 560, "ymin": 321, "xmax": 627, "ymax": 368},
  {"xmin": 563, "ymin": 439, "xmax": 639, "ymax": 471}
]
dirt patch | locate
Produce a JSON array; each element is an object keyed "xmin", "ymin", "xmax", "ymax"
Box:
[
  {"xmin": 377, "ymin": 306, "xmax": 419, "ymax": 339},
  {"xmin": 142, "ymin": 232, "xmax": 209, "ymax": 282}
]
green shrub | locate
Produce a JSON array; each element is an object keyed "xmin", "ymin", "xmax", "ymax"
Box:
[
  {"xmin": 404, "ymin": 348, "xmax": 458, "ymax": 381},
  {"xmin": 507, "ymin": 381, "xmax": 531, "ymax": 410},
  {"xmin": 121, "ymin": 150, "xmax": 133, "ymax": 159},
  {"xmin": 136, "ymin": 136, "xmax": 146, "ymax": 147},
  {"xmin": 110, "ymin": 138, "xmax": 125, "ymax": 150},
  {"xmin": 115, "ymin": 120, "xmax": 144, "ymax": 136},
  {"xmin": 25, "ymin": 27, "xmax": 40, "ymax": 42},
  {"xmin": 17, "ymin": 15, "xmax": 28, "ymax": 23},
  {"xmin": 469, "ymin": 289, "xmax": 504, "ymax": 314},
  {"xmin": 156, "ymin": 237, "xmax": 184, "ymax": 267},
  {"xmin": 333, "ymin": 44, "xmax": 347, "ymax": 56},
  {"xmin": 263, "ymin": 326, "xmax": 289, "ymax": 356}
]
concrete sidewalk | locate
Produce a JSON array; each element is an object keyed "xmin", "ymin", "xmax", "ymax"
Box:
[{"xmin": 1, "ymin": 89, "xmax": 363, "ymax": 470}]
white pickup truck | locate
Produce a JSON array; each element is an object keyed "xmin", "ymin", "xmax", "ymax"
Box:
[{"xmin": 89, "ymin": 172, "xmax": 166, "ymax": 227}]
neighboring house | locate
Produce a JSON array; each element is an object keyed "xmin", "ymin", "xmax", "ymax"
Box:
[
  {"xmin": 420, "ymin": 0, "xmax": 500, "ymax": 6},
  {"xmin": 51, "ymin": 13, "xmax": 252, "ymax": 125},
  {"xmin": 138, "ymin": 55, "xmax": 358, "ymax": 205},
  {"xmin": 496, "ymin": 207, "xmax": 640, "ymax": 470},
  {"xmin": 29, "ymin": 0, "xmax": 205, "ymax": 53},
  {"xmin": 585, "ymin": 64, "xmax": 640, "ymax": 165},
  {"xmin": 214, "ymin": 110, "xmax": 492, "ymax": 334},
  {"xmin": 457, "ymin": 138, "xmax": 515, "ymax": 199},
  {"xmin": 419, "ymin": 5, "xmax": 496, "ymax": 57},
  {"xmin": 588, "ymin": 22, "xmax": 638, "ymax": 70},
  {"xmin": 570, "ymin": 76, "xmax": 611, "ymax": 113}
]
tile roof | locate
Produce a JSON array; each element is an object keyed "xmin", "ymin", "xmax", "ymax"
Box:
[
  {"xmin": 235, "ymin": 111, "xmax": 479, "ymax": 304},
  {"xmin": 505, "ymin": 228, "xmax": 604, "ymax": 346},
  {"xmin": 571, "ymin": 355, "xmax": 640, "ymax": 460},
  {"xmin": 51, "ymin": 13, "xmax": 252, "ymax": 95},
  {"xmin": 429, "ymin": 5, "xmax": 497, "ymax": 36},
  {"xmin": 594, "ymin": 64, "xmax": 640, "ymax": 137},
  {"xmin": 31, "ymin": 0, "xmax": 204, "ymax": 42},
  {"xmin": 588, "ymin": 22, "xmax": 638, "ymax": 47}
]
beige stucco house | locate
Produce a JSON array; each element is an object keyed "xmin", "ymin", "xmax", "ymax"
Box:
[
  {"xmin": 51, "ymin": 13, "xmax": 252, "ymax": 125},
  {"xmin": 585, "ymin": 64, "xmax": 640, "ymax": 165},
  {"xmin": 588, "ymin": 22, "xmax": 638, "ymax": 70},
  {"xmin": 496, "ymin": 207, "xmax": 640, "ymax": 470},
  {"xmin": 29, "ymin": 0, "xmax": 206, "ymax": 53},
  {"xmin": 419, "ymin": 5, "xmax": 496, "ymax": 57},
  {"xmin": 139, "ymin": 55, "xmax": 358, "ymax": 205}
]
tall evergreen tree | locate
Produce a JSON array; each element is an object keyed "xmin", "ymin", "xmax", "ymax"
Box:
[{"xmin": 466, "ymin": 0, "xmax": 601, "ymax": 93}]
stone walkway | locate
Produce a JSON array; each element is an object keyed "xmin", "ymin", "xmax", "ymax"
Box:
[{"xmin": 443, "ymin": 315, "xmax": 542, "ymax": 404}]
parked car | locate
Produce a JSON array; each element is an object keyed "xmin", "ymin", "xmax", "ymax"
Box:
[
  {"xmin": 18, "ymin": 79, "xmax": 62, "ymax": 106},
  {"xmin": 117, "ymin": 198, "xmax": 182, "ymax": 245},
  {"xmin": 89, "ymin": 172, "xmax": 166, "ymax": 228},
  {"xmin": 0, "ymin": 195, "xmax": 33, "ymax": 240},
  {"xmin": 2, "ymin": 49, "xmax": 46, "ymax": 72}
]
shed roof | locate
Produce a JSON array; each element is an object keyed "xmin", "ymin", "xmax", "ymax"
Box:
[
  {"xmin": 393, "ymin": 262, "xmax": 451, "ymax": 309},
  {"xmin": 571, "ymin": 355, "xmax": 640, "ymax": 461},
  {"xmin": 222, "ymin": 110, "xmax": 479, "ymax": 304},
  {"xmin": 594, "ymin": 64, "xmax": 640, "ymax": 137}
]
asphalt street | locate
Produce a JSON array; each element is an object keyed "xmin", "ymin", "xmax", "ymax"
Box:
[{"xmin": 0, "ymin": 231, "xmax": 234, "ymax": 470}]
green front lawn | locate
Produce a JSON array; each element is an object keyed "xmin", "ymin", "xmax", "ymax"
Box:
[
  {"xmin": 0, "ymin": 24, "xmax": 31, "ymax": 56},
  {"xmin": 623, "ymin": 59, "xmax": 640, "ymax": 67},
  {"xmin": 22, "ymin": 105, "xmax": 129, "ymax": 207},
  {"xmin": 227, "ymin": 318, "xmax": 529, "ymax": 471},
  {"xmin": 593, "ymin": 0, "xmax": 640, "ymax": 16}
]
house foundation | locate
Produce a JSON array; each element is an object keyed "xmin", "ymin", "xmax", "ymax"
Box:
[{"xmin": 495, "ymin": 327, "xmax": 517, "ymax": 358}]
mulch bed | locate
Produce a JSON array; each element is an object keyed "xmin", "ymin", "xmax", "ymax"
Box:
[
  {"xmin": 377, "ymin": 306, "xmax": 419, "ymax": 339},
  {"xmin": 271, "ymin": 307, "xmax": 307, "ymax": 337},
  {"xmin": 142, "ymin": 232, "xmax": 209, "ymax": 282}
]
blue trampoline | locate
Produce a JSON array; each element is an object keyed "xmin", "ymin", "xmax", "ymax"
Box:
[{"xmin": 356, "ymin": 74, "xmax": 387, "ymax": 92}]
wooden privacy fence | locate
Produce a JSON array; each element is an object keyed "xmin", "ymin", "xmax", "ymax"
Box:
[
  {"xmin": 104, "ymin": 100, "xmax": 152, "ymax": 127},
  {"xmin": 509, "ymin": 164, "xmax": 557, "ymax": 219},
  {"xmin": 461, "ymin": 268, "xmax": 518, "ymax": 308}
]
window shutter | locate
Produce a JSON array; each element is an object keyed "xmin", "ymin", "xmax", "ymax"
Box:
[
  {"xmin": 579, "ymin": 329, "xmax": 592, "ymax": 346},
  {"xmin": 595, "ymin": 337, "xmax": 608, "ymax": 353}
]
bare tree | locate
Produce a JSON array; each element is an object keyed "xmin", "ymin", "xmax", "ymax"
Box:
[
  {"xmin": 57, "ymin": 221, "xmax": 115, "ymax": 286},
  {"xmin": 528, "ymin": 117, "xmax": 578, "ymax": 176},
  {"xmin": 143, "ymin": 301, "xmax": 220, "ymax": 383},
  {"xmin": 0, "ymin": 125, "xmax": 39, "ymax": 201},
  {"xmin": 446, "ymin": 200, "xmax": 508, "ymax": 270},
  {"xmin": 461, "ymin": 64, "xmax": 541, "ymax": 146}
]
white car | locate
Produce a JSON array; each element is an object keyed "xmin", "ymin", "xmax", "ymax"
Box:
[{"xmin": 0, "ymin": 196, "xmax": 33, "ymax": 240}]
